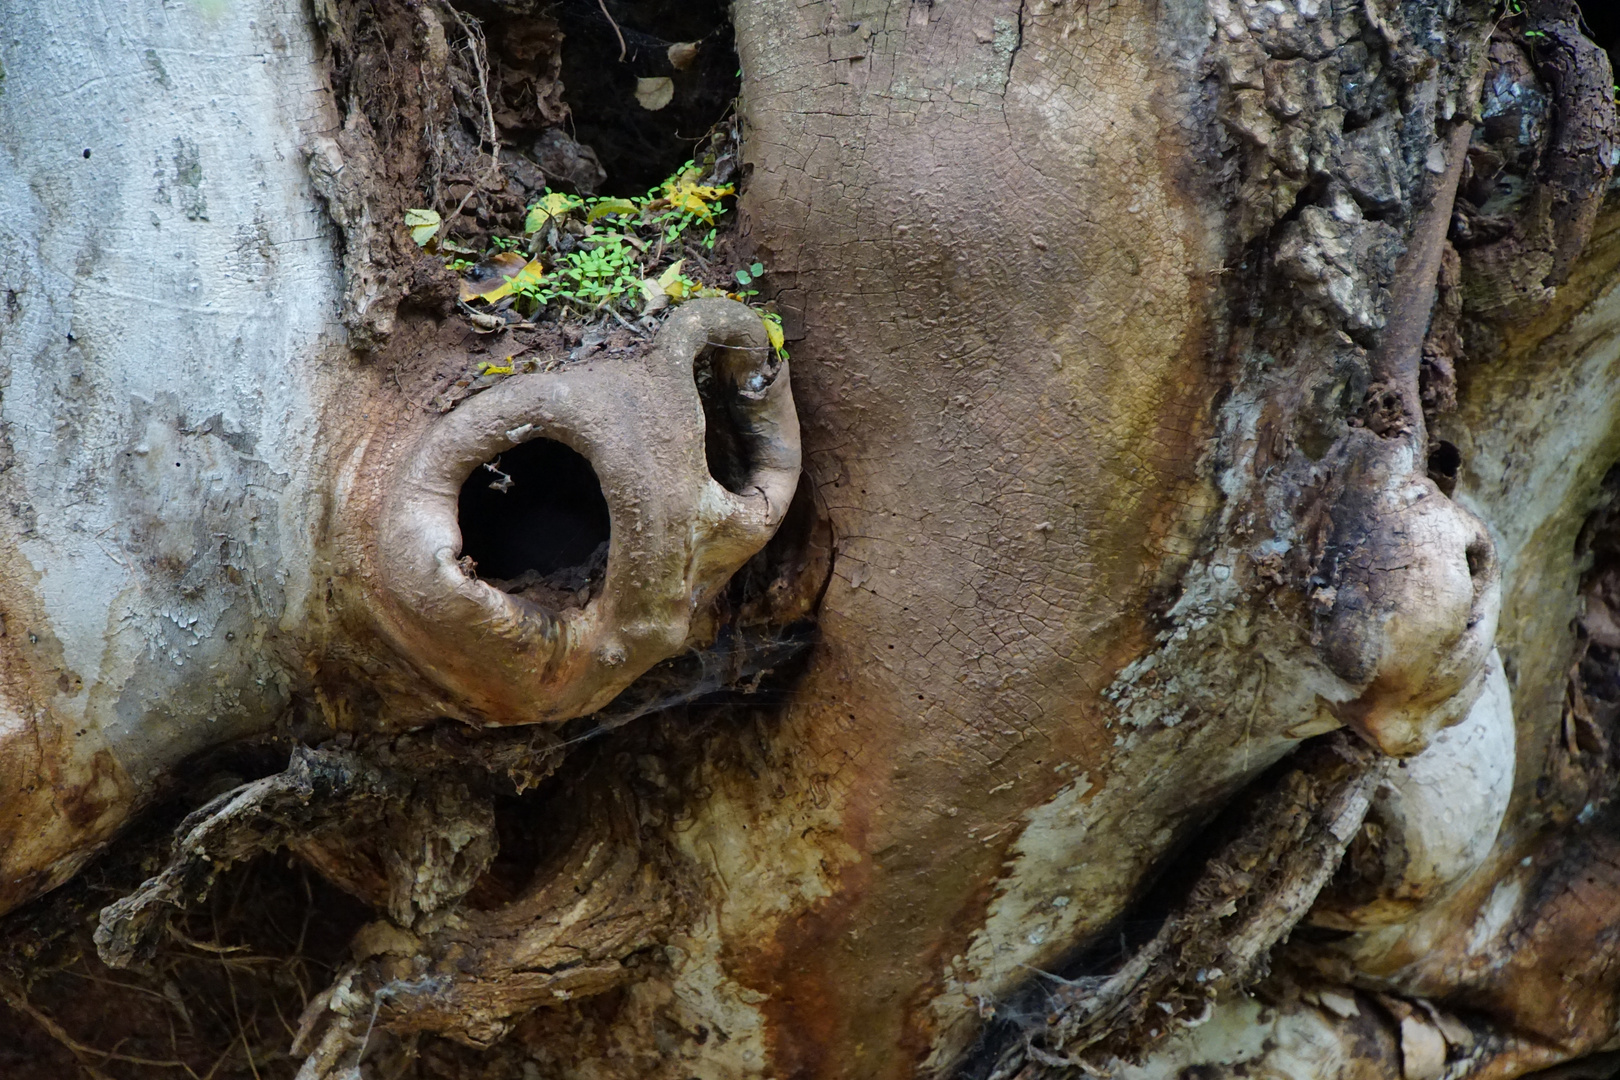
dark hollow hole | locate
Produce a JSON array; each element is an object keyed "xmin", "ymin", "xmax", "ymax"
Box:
[
  {"xmin": 457, "ymin": 437, "xmax": 611, "ymax": 593},
  {"xmin": 695, "ymin": 349, "xmax": 755, "ymax": 494},
  {"xmin": 1428, "ymin": 438, "xmax": 1462, "ymax": 497},
  {"xmin": 552, "ymin": 0, "xmax": 741, "ymax": 194},
  {"xmin": 1466, "ymin": 537, "xmax": 1492, "ymax": 581},
  {"xmin": 1579, "ymin": 2, "xmax": 1620, "ymax": 72},
  {"xmin": 464, "ymin": 791, "xmax": 548, "ymax": 910}
]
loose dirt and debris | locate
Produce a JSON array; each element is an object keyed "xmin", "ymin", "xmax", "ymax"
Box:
[
  {"xmin": 403, "ymin": 133, "xmax": 786, "ymax": 415},
  {"xmin": 307, "ymin": 0, "xmax": 762, "ymax": 357}
]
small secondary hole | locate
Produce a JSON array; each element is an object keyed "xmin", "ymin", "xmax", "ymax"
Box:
[
  {"xmin": 1466, "ymin": 536, "xmax": 1491, "ymax": 580},
  {"xmin": 458, "ymin": 438, "xmax": 611, "ymax": 607},
  {"xmin": 1427, "ymin": 439, "xmax": 1461, "ymax": 498},
  {"xmin": 695, "ymin": 347, "xmax": 756, "ymax": 495}
]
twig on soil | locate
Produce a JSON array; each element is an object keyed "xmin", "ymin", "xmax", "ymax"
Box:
[
  {"xmin": 168, "ymin": 925, "xmax": 251, "ymax": 955},
  {"xmin": 0, "ymin": 976, "xmax": 190, "ymax": 1074},
  {"xmin": 596, "ymin": 0, "xmax": 628, "ymax": 61}
]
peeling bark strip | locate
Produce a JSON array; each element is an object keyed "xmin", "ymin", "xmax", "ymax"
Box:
[
  {"xmin": 1369, "ymin": 119, "xmax": 1473, "ymax": 446},
  {"xmin": 986, "ymin": 734, "xmax": 1384, "ymax": 1077}
]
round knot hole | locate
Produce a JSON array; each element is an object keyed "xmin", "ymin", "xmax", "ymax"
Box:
[{"xmin": 457, "ymin": 437, "xmax": 611, "ymax": 609}]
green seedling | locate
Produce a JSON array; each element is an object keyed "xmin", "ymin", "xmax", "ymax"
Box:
[{"xmin": 406, "ymin": 160, "xmax": 785, "ymax": 360}]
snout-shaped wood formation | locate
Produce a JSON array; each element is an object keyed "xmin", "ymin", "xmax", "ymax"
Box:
[
  {"xmin": 1309, "ymin": 651, "xmax": 1515, "ymax": 932},
  {"xmin": 1312, "ymin": 433, "xmax": 1501, "ymax": 757},
  {"xmin": 373, "ymin": 299, "xmax": 799, "ymax": 726}
]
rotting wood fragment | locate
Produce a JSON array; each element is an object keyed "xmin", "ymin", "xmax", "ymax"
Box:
[{"xmin": 94, "ymin": 747, "xmax": 405, "ymax": 970}]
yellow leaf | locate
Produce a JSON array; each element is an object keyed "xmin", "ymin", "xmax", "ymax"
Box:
[
  {"xmin": 656, "ymin": 259, "xmax": 686, "ymax": 289},
  {"xmin": 660, "ymin": 179, "xmax": 735, "ymax": 222},
  {"xmin": 525, "ymin": 192, "xmax": 582, "ymax": 234},
  {"xmin": 763, "ymin": 315, "xmax": 785, "ymax": 352},
  {"xmin": 484, "ymin": 259, "xmax": 544, "ymax": 303},
  {"xmin": 404, "ymin": 207, "xmax": 441, "ymax": 246},
  {"xmin": 459, "ymin": 253, "xmax": 544, "ymax": 304},
  {"xmin": 586, "ymin": 198, "xmax": 639, "ymax": 222}
]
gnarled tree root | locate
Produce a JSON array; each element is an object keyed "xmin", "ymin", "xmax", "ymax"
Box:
[
  {"xmin": 988, "ymin": 733, "xmax": 1387, "ymax": 1078},
  {"xmin": 93, "ymin": 741, "xmax": 677, "ymax": 1079},
  {"xmin": 287, "ymin": 777, "xmax": 670, "ymax": 1079},
  {"xmin": 93, "ymin": 747, "xmax": 410, "ymax": 970}
]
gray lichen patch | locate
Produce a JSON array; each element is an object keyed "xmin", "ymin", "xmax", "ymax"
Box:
[
  {"xmin": 1274, "ymin": 192, "xmax": 1402, "ymax": 334},
  {"xmin": 171, "ymin": 137, "xmax": 207, "ymax": 222}
]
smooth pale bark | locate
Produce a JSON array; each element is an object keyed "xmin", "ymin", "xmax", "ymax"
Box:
[{"xmin": 0, "ymin": 0, "xmax": 344, "ymax": 909}]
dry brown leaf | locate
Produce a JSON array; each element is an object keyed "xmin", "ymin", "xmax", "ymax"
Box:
[
  {"xmin": 666, "ymin": 41, "xmax": 699, "ymax": 70},
  {"xmin": 459, "ymin": 251, "xmax": 533, "ymax": 304},
  {"xmin": 635, "ymin": 77, "xmax": 674, "ymax": 111}
]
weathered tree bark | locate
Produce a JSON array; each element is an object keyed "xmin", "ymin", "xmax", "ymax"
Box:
[{"xmin": 3, "ymin": 0, "xmax": 1620, "ymax": 1078}]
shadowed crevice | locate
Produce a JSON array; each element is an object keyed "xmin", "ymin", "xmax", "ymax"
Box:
[
  {"xmin": 696, "ymin": 345, "xmax": 759, "ymax": 495},
  {"xmin": 553, "ymin": 0, "xmax": 740, "ymax": 193}
]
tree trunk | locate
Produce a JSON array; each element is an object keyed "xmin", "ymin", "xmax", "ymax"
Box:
[{"xmin": 3, "ymin": 0, "xmax": 1620, "ymax": 1078}]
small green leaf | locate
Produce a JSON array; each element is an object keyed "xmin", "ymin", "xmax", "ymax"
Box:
[
  {"xmin": 749, "ymin": 262, "xmax": 765, "ymax": 276},
  {"xmin": 735, "ymin": 269, "xmax": 752, "ymax": 285},
  {"xmin": 587, "ymin": 198, "xmax": 639, "ymax": 222},
  {"xmin": 404, "ymin": 208, "xmax": 441, "ymax": 247}
]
